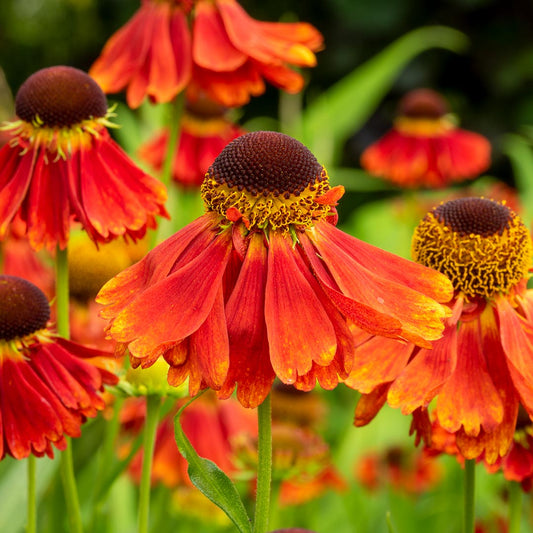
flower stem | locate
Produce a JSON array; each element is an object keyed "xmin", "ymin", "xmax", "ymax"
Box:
[
  {"xmin": 55, "ymin": 245, "xmax": 83, "ymax": 533},
  {"xmin": 509, "ymin": 481, "xmax": 523, "ymax": 533},
  {"xmin": 138, "ymin": 395, "xmax": 162, "ymax": 533},
  {"xmin": 463, "ymin": 459, "xmax": 476, "ymax": 533},
  {"xmin": 27, "ymin": 455, "xmax": 36, "ymax": 533},
  {"xmin": 253, "ymin": 393, "xmax": 272, "ymax": 533},
  {"xmin": 150, "ymin": 94, "xmax": 185, "ymax": 249},
  {"xmin": 55, "ymin": 246, "xmax": 70, "ymax": 338}
]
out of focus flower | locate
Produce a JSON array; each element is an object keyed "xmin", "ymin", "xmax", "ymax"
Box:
[
  {"xmin": 122, "ymin": 392, "xmax": 257, "ymax": 486},
  {"xmin": 90, "ymin": 0, "xmax": 323, "ymax": 108},
  {"xmin": 348, "ymin": 197, "xmax": 533, "ymax": 463},
  {"xmin": 0, "ymin": 275, "xmax": 117, "ymax": 459},
  {"xmin": 361, "ymin": 89, "xmax": 491, "ymax": 188},
  {"xmin": 0, "ymin": 66, "xmax": 167, "ymax": 251},
  {"xmin": 138, "ymin": 95, "xmax": 245, "ymax": 187},
  {"xmin": 98, "ymin": 131, "xmax": 452, "ymax": 408},
  {"xmin": 355, "ymin": 445, "xmax": 442, "ymax": 495}
]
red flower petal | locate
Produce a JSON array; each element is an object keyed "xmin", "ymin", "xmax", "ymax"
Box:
[
  {"xmin": 265, "ymin": 231, "xmax": 337, "ymax": 384},
  {"xmin": 97, "ymin": 213, "xmax": 218, "ymax": 318},
  {"xmin": 221, "ymin": 232, "xmax": 274, "ymax": 408},
  {"xmin": 188, "ymin": 285, "xmax": 229, "ymax": 391},
  {"xmin": 345, "ymin": 336, "xmax": 415, "ymax": 394},
  {"xmin": 193, "ymin": 0, "xmax": 247, "ymax": 71},
  {"xmin": 387, "ymin": 324, "xmax": 458, "ymax": 414},
  {"xmin": 436, "ymin": 318, "xmax": 503, "ymax": 437},
  {"xmin": 217, "ymin": 0, "xmax": 318, "ymax": 67},
  {"xmin": 0, "ymin": 146, "xmax": 34, "ymax": 240},
  {"xmin": 108, "ymin": 228, "xmax": 232, "ymax": 359},
  {"xmin": 311, "ymin": 222, "xmax": 450, "ymax": 344},
  {"xmin": 299, "ymin": 232, "xmax": 404, "ymax": 338},
  {"xmin": 354, "ymin": 383, "xmax": 390, "ymax": 427}
]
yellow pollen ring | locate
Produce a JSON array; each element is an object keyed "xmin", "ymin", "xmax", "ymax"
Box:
[
  {"xmin": 394, "ymin": 115, "xmax": 456, "ymax": 137},
  {"xmin": 0, "ymin": 106, "xmax": 117, "ymax": 161},
  {"xmin": 412, "ymin": 211, "xmax": 533, "ymax": 300},
  {"xmin": 201, "ymin": 173, "xmax": 332, "ymax": 232},
  {"xmin": 0, "ymin": 328, "xmax": 53, "ymax": 362}
]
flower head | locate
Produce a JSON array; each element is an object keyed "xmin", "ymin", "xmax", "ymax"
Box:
[
  {"xmin": 90, "ymin": 0, "xmax": 323, "ymax": 108},
  {"xmin": 138, "ymin": 95, "xmax": 246, "ymax": 187},
  {"xmin": 361, "ymin": 89, "xmax": 491, "ymax": 188},
  {"xmin": 0, "ymin": 66, "xmax": 167, "ymax": 251},
  {"xmin": 0, "ymin": 274, "xmax": 117, "ymax": 459},
  {"xmin": 98, "ymin": 131, "xmax": 452, "ymax": 408},
  {"xmin": 348, "ymin": 197, "xmax": 533, "ymax": 463}
]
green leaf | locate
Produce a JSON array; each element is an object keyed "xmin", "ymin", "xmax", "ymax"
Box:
[
  {"xmin": 174, "ymin": 394, "xmax": 253, "ymax": 533},
  {"xmin": 301, "ymin": 25, "xmax": 469, "ymax": 166}
]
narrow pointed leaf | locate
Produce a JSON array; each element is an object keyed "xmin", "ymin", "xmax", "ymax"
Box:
[{"xmin": 174, "ymin": 394, "xmax": 253, "ymax": 533}]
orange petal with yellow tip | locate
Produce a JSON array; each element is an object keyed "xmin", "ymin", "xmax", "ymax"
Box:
[
  {"xmin": 97, "ymin": 214, "xmax": 218, "ymax": 318},
  {"xmin": 217, "ymin": 0, "xmax": 318, "ymax": 67},
  {"xmin": 265, "ymin": 231, "xmax": 337, "ymax": 384},
  {"xmin": 436, "ymin": 319, "xmax": 503, "ymax": 437},
  {"xmin": 299, "ymin": 232, "xmax": 403, "ymax": 338},
  {"xmin": 193, "ymin": 0, "xmax": 247, "ymax": 71},
  {"xmin": 388, "ymin": 324, "xmax": 457, "ymax": 414},
  {"xmin": 107, "ymin": 231, "xmax": 232, "ymax": 359},
  {"xmin": 314, "ymin": 220, "xmax": 453, "ymax": 304},
  {"xmin": 310, "ymin": 223, "xmax": 449, "ymax": 344},
  {"xmin": 345, "ymin": 336, "xmax": 415, "ymax": 394}
]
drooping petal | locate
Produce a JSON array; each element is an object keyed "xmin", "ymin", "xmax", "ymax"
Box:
[
  {"xmin": 89, "ymin": 3, "xmax": 155, "ymax": 93},
  {"xmin": 354, "ymin": 383, "xmax": 390, "ymax": 427},
  {"xmin": 217, "ymin": 0, "xmax": 318, "ymax": 66},
  {"xmin": 299, "ymin": 231, "xmax": 404, "ymax": 339},
  {"xmin": 108, "ymin": 229, "xmax": 232, "ymax": 359},
  {"xmin": 193, "ymin": 0, "xmax": 247, "ymax": 71},
  {"xmin": 188, "ymin": 285, "xmax": 229, "ymax": 391},
  {"xmin": 0, "ymin": 145, "xmax": 35, "ymax": 240},
  {"xmin": 387, "ymin": 324, "xmax": 458, "ymax": 414},
  {"xmin": 314, "ymin": 220, "xmax": 453, "ymax": 304},
  {"xmin": 436, "ymin": 318, "xmax": 503, "ymax": 437},
  {"xmin": 221, "ymin": 232, "xmax": 274, "ymax": 408},
  {"xmin": 345, "ymin": 336, "xmax": 415, "ymax": 394},
  {"xmin": 454, "ymin": 307, "xmax": 519, "ymax": 463},
  {"xmin": 97, "ymin": 213, "xmax": 218, "ymax": 318},
  {"xmin": 497, "ymin": 296, "xmax": 533, "ymax": 386},
  {"xmin": 146, "ymin": 2, "xmax": 181, "ymax": 102},
  {"xmin": 25, "ymin": 151, "xmax": 70, "ymax": 251},
  {"xmin": 265, "ymin": 231, "xmax": 337, "ymax": 383},
  {"xmin": 310, "ymin": 222, "xmax": 450, "ymax": 344}
]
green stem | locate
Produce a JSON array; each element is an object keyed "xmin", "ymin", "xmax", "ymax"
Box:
[
  {"xmin": 55, "ymin": 246, "xmax": 70, "ymax": 338},
  {"xmin": 55, "ymin": 245, "xmax": 83, "ymax": 533},
  {"xmin": 27, "ymin": 455, "xmax": 36, "ymax": 533},
  {"xmin": 253, "ymin": 393, "xmax": 272, "ymax": 533},
  {"xmin": 150, "ymin": 94, "xmax": 185, "ymax": 249},
  {"xmin": 463, "ymin": 459, "xmax": 476, "ymax": 533},
  {"xmin": 509, "ymin": 481, "xmax": 523, "ymax": 533},
  {"xmin": 138, "ymin": 395, "xmax": 162, "ymax": 533},
  {"xmin": 60, "ymin": 442, "xmax": 83, "ymax": 533}
]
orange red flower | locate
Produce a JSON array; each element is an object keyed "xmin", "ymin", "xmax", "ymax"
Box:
[
  {"xmin": 97, "ymin": 131, "xmax": 452, "ymax": 408},
  {"xmin": 348, "ymin": 197, "xmax": 533, "ymax": 463},
  {"xmin": 89, "ymin": 0, "xmax": 323, "ymax": 108},
  {"xmin": 138, "ymin": 95, "xmax": 245, "ymax": 187},
  {"xmin": 0, "ymin": 275, "xmax": 117, "ymax": 459},
  {"xmin": 361, "ymin": 89, "xmax": 491, "ymax": 188},
  {"xmin": 0, "ymin": 66, "xmax": 167, "ymax": 251}
]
